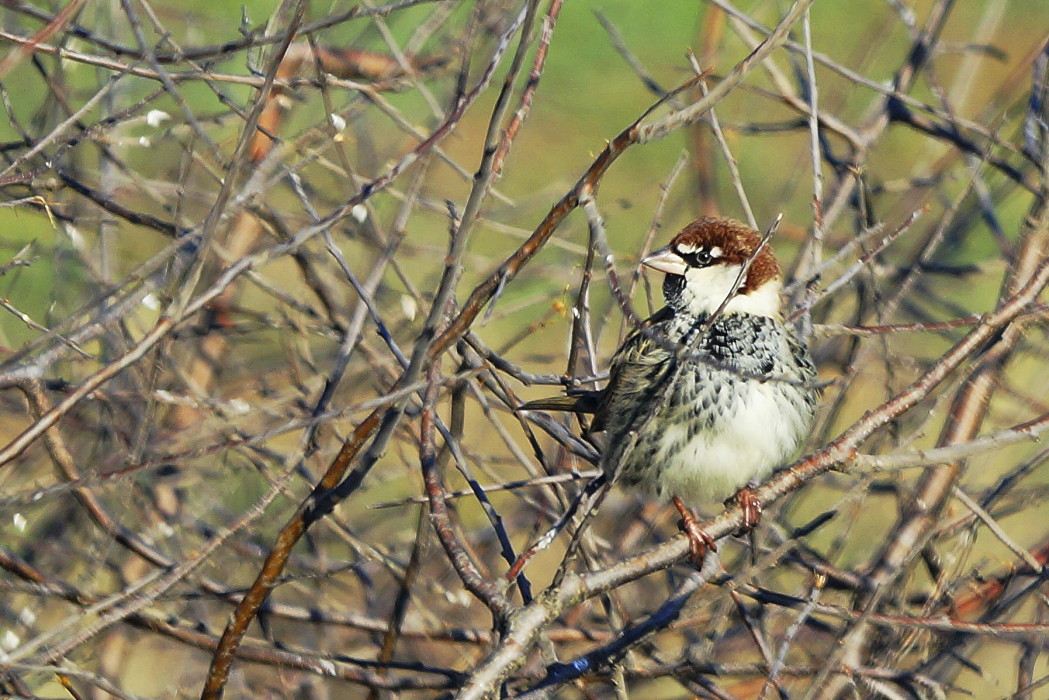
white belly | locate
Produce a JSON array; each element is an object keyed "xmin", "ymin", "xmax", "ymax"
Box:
[{"xmin": 647, "ymin": 381, "xmax": 810, "ymax": 502}]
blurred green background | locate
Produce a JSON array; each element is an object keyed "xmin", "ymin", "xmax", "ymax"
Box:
[
  {"xmin": 2, "ymin": 0, "xmax": 1049, "ymax": 697},
  {"xmin": 1, "ymin": 0, "xmax": 1044, "ymax": 353}
]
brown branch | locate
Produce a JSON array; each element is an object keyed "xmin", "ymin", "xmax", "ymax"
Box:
[
  {"xmin": 455, "ymin": 254, "xmax": 1049, "ymax": 699},
  {"xmin": 199, "ymin": 9, "xmax": 531, "ymax": 695}
]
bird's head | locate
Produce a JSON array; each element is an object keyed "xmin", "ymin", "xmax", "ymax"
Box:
[{"xmin": 642, "ymin": 217, "xmax": 784, "ymax": 318}]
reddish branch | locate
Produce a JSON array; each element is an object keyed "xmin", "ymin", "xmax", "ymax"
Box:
[
  {"xmin": 454, "ymin": 255, "xmax": 1049, "ymax": 699},
  {"xmin": 199, "ymin": 9, "xmax": 531, "ymax": 696},
  {"xmin": 249, "ymin": 42, "xmax": 445, "ymax": 162},
  {"xmin": 0, "ymin": 0, "xmax": 84, "ymax": 79}
]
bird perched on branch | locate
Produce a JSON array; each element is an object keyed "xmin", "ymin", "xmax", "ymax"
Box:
[{"xmin": 522, "ymin": 216, "xmax": 818, "ymax": 563}]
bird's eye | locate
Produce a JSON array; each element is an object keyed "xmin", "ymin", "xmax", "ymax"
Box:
[{"xmin": 674, "ymin": 245, "xmax": 715, "ymax": 268}]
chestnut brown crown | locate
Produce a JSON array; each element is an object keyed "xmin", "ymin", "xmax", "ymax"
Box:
[
  {"xmin": 639, "ymin": 217, "xmax": 785, "ymax": 318},
  {"xmin": 664, "ymin": 217, "xmax": 780, "ymax": 295}
]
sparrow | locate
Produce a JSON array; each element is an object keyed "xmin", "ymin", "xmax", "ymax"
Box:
[{"xmin": 523, "ymin": 217, "xmax": 818, "ymax": 562}]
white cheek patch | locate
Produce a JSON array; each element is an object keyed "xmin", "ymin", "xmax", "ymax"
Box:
[
  {"xmin": 682, "ymin": 264, "xmax": 744, "ymax": 315},
  {"xmin": 681, "ymin": 264, "xmax": 783, "ymax": 317}
]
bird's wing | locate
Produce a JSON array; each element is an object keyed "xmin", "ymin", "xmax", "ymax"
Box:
[
  {"xmin": 516, "ymin": 308, "xmax": 676, "ymax": 429},
  {"xmin": 591, "ymin": 307, "xmax": 675, "ymax": 432}
]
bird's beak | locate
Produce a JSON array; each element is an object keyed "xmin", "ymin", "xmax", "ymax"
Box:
[{"xmin": 642, "ymin": 247, "xmax": 688, "ymax": 276}]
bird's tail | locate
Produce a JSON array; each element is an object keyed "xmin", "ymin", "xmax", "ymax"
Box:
[{"xmin": 517, "ymin": 390, "xmax": 603, "ymax": 414}]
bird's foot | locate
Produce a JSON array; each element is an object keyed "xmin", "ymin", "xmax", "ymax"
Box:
[
  {"xmin": 726, "ymin": 486, "xmax": 762, "ymax": 536},
  {"xmin": 673, "ymin": 496, "xmax": 717, "ymax": 568}
]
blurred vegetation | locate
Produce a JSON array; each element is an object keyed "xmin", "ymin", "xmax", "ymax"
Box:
[{"xmin": 0, "ymin": 0, "xmax": 1048, "ymax": 699}]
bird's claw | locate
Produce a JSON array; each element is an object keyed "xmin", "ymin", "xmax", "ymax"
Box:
[
  {"xmin": 727, "ymin": 486, "xmax": 762, "ymax": 536},
  {"xmin": 673, "ymin": 496, "xmax": 717, "ymax": 568}
]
